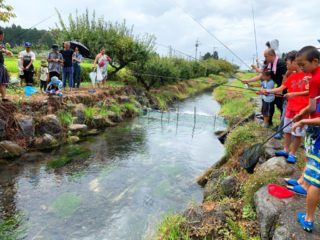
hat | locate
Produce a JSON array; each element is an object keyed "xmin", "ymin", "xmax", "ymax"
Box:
[
  {"xmin": 41, "ymin": 60, "xmax": 47, "ymax": 66},
  {"xmin": 24, "ymin": 42, "xmax": 32, "ymax": 47},
  {"xmin": 52, "ymin": 44, "xmax": 59, "ymax": 49},
  {"xmin": 51, "ymin": 76, "xmax": 60, "ymax": 82}
]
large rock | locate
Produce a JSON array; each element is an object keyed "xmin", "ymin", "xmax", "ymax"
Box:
[
  {"xmin": 19, "ymin": 152, "xmax": 46, "ymax": 162},
  {"xmin": 272, "ymin": 226, "xmax": 291, "ymax": 240},
  {"xmin": 221, "ymin": 176, "xmax": 237, "ymax": 197},
  {"xmin": 68, "ymin": 124, "xmax": 88, "ymax": 136},
  {"xmin": 259, "ymin": 157, "xmax": 295, "ymax": 176},
  {"xmin": 15, "ymin": 114, "xmax": 34, "ymax": 139},
  {"xmin": 0, "ymin": 119, "xmax": 6, "ymax": 140},
  {"xmin": 255, "ymin": 186, "xmax": 293, "ymax": 240},
  {"xmin": 91, "ymin": 116, "xmax": 108, "ymax": 129},
  {"xmin": 38, "ymin": 115, "xmax": 63, "ymax": 138},
  {"xmin": 107, "ymin": 111, "xmax": 122, "ymax": 123},
  {"xmin": 34, "ymin": 134, "xmax": 59, "ymax": 150},
  {"xmin": 203, "ymin": 169, "xmax": 225, "ymax": 201},
  {"xmin": 73, "ymin": 104, "xmax": 85, "ymax": 124},
  {"xmin": 0, "ymin": 141, "xmax": 25, "ymax": 159}
]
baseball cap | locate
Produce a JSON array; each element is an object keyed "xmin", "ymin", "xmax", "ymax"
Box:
[{"xmin": 24, "ymin": 42, "xmax": 32, "ymax": 47}]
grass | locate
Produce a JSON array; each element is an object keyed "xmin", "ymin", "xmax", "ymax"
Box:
[
  {"xmin": 83, "ymin": 107, "xmax": 97, "ymax": 122},
  {"xmin": 57, "ymin": 111, "xmax": 73, "ymax": 126},
  {"xmin": 109, "ymin": 104, "xmax": 122, "ymax": 115},
  {"xmin": 225, "ymin": 122, "xmax": 262, "ymax": 155},
  {"xmin": 157, "ymin": 213, "xmax": 190, "ymax": 240},
  {"xmin": 47, "ymin": 145, "xmax": 91, "ymax": 168},
  {"xmin": 0, "ymin": 213, "xmax": 27, "ymax": 240},
  {"xmin": 122, "ymin": 102, "xmax": 139, "ymax": 113}
]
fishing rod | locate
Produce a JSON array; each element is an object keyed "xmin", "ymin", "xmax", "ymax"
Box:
[{"xmin": 251, "ymin": 0, "xmax": 259, "ymax": 68}]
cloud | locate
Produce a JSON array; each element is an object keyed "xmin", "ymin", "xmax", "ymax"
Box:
[{"xmin": 4, "ymin": 0, "xmax": 320, "ymax": 68}]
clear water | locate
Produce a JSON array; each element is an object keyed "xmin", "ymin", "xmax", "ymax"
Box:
[{"xmin": 0, "ymin": 91, "xmax": 226, "ymax": 240}]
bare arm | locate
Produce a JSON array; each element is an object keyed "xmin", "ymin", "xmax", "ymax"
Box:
[{"xmin": 242, "ymin": 73, "xmax": 263, "ymax": 84}]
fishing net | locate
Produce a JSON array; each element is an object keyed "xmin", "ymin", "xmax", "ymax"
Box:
[{"xmin": 239, "ymin": 143, "xmax": 263, "ymax": 174}]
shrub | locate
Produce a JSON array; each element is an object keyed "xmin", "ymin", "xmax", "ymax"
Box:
[{"xmin": 57, "ymin": 111, "xmax": 73, "ymax": 126}]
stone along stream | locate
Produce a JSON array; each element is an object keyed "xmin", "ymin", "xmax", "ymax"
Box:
[{"xmin": 0, "ymin": 91, "xmax": 226, "ymax": 240}]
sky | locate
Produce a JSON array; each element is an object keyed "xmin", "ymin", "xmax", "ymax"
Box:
[{"xmin": 3, "ymin": 0, "xmax": 320, "ymax": 69}]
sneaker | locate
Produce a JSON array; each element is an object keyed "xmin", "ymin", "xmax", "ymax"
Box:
[
  {"xmin": 287, "ymin": 185, "xmax": 307, "ymax": 196},
  {"xmin": 275, "ymin": 150, "xmax": 289, "ymax": 158},
  {"xmin": 297, "ymin": 212, "xmax": 314, "ymax": 233},
  {"xmin": 273, "ymin": 133, "xmax": 282, "ymax": 140},
  {"xmin": 284, "ymin": 178, "xmax": 299, "ymax": 186},
  {"xmin": 287, "ymin": 154, "xmax": 297, "ymax": 164}
]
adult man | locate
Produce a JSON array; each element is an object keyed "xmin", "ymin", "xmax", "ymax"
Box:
[
  {"xmin": 60, "ymin": 41, "xmax": 74, "ymax": 90},
  {"xmin": 48, "ymin": 44, "xmax": 63, "ymax": 80},
  {"xmin": 19, "ymin": 42, "xmax": 36, "ymax": 86},
  {"xmin": 243, "ymin": 48, "xmax": 287, "ymax": 126},
  {"xmin": 0, "ymin": 30, "xmax": 13, "ymax": 101}
]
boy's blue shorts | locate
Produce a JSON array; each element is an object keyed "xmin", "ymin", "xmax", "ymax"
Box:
[{"xmin": 304, "ymin": 126, "xmax": 320, "ymax": 188}]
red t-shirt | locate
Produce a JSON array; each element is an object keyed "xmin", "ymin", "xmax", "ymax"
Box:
[
  {"xmin": 282, "ymin": 72, "xmax": 309, "ymax": 113},
  {"xmin": 309, "ymin": 66, "xmax": 320, "ymax": 119}
]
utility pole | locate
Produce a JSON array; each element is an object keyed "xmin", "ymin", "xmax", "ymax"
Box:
[
  {"xmin": 195, "ymin": 39, "xmax": 200, "ymax": 60},
  {"xmin": 169, "ymin": 45, "xmax": 173, "ymax": 57}
]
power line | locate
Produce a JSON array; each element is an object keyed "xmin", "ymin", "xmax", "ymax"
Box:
[{"xmin": 172, "ymin": 2, "xmax": 251, "ymax": 69}]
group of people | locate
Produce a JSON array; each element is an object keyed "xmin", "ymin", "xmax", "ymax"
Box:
[
  {"xmin": 243, "ymin": 44, "xmax": 320, "ymax": 233},
  {"xmin": 0, "ymin": 28, "xmax": 112, "ymax": 100}
]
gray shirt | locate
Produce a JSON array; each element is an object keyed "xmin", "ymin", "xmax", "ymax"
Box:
[{"xmin": 48, "ymin": 51, "xmax": 63, "ymax": 73}]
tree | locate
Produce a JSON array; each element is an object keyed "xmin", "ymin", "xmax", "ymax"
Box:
[
  {"xmin": 202, "ymin": 52, "xmax": 212, "ymax": 60},
  {"xmin": 0, "ymin": 0, "xmax": 15, "ymax": 22},
  {"xmin": 55, "ymin": 9, "xmax": 155, "ymax": 78},
  {"xmin": 213, "ymin": 51, "xmax": 219, "ymax": 59}
]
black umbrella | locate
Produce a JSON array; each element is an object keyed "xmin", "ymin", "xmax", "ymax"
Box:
[{"xmin": 70, "ymin": 41, "xmax": 90, "ymax": 58}]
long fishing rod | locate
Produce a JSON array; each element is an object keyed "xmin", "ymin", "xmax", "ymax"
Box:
[
  {"xmin": 172, "ymin": 2, "xmax": 251, "ymax": 69},
  {"xmin": 251, "ymin": 0, "xmax": 259, "ymax": 68}
]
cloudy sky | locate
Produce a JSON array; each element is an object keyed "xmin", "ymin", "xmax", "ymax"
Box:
[{"xmin": 4, "ymin": 0, "xmax": 320, "ymax": 68}]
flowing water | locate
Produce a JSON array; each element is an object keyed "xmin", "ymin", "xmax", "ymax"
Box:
[{"xmin": 0, "ymin": 91, "xmax": 226, "ymax": 240}]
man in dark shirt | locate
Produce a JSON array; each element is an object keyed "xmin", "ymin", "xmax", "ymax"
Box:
[{"xmin": 60, "ymin": 41, "xmax": 74, "ymax": 91}]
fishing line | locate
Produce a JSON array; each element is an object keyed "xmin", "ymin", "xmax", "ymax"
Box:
[{"xmin": 172, "ymin": 1, "xmax": 251, "ymax": 69}]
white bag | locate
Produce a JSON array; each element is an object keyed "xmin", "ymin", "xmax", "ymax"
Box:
[{"xmin": 89, "ymin": 71, "xmax": 97, "ymax": 87}]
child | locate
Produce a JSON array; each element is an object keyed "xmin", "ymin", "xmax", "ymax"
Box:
[
  {"xmin": 262, "ymin": 51, "xmax": 309, "ymax": 164},
  {"xmin": 257, "ymin": 71, "xmax": 275, "ymax": 128},
  {"xmin": 46, "ymin": 76, "xmax": 63, "ymax": 96},
  {"xmin": 39, "ymin": 60, "xmax": 49, "ymax": 93},
  {"xmin": 290, "ymin": 46, "xmax": 320, "ymax": 233}
]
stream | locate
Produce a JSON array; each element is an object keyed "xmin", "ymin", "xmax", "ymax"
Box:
[{"xmin": 0, "ymin": 91, "xmax": 226, "ymax": 240}]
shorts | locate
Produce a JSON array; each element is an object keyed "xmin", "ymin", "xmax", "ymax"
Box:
[
  {"xmin": 283, "ymin": 117, "xmax": 306, "ymax": 137},
  {"xmin": 261, "ymin": 99, "xmax": 274, "ymax": 117},
  {"xmin": 304, "ymin": 126, "xmax": 320, "ymax": 188}
]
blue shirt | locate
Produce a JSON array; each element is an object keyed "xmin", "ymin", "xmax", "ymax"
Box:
[{"xmin": 261, "ymin": 80, "xmax": 275, "ymax": 103}]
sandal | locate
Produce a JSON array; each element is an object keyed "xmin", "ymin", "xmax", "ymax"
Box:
[
  {"xmin": 284, "ymin": 178, "xmax": 299, "ymax": 186},
  {"xmin": 286, "ymin": 185, "xmax": 307, "ymax": 196},
  {"xmin": 297, "ymin": 212, "xmax": 314, "ymax": 233}
]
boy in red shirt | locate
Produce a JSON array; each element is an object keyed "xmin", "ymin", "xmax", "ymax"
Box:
[
  {"xmin": 291, "ymin": 46, "xmax": 320, "ymax": 232},
  {"xmin": 262, "ymin": 51, "xmax": 309, "ymax": 163}
]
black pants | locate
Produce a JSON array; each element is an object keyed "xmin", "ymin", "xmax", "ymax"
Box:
[
  {"xmin": 40, "ymin": 81, "xmax": 47, "ymax": 91},
  {"xmin": 24, "ymin": 70, "xmax": 34, "ymax": 86},
  {"xmin": 49, "ymin": 71, "xmax": 60, "ymax": 81}
]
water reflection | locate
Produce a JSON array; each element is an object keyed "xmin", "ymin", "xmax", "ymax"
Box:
[{"xmin": 0, "ymin": 92, "xmax": 226, "ymax": 240}]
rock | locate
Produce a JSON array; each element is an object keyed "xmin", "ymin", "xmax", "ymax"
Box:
[
  {"xmin": 272, "ymin": 226, "xmax": 291, "ymax": 240},
  {"xmin": 73, "ymin": 104, "xmax": 85, "ymax": 124},
  {"xmin": 69, "ymin": 124, "xmax": 88, "ymax": 136},
  {"xmin": 19, "ymin": 152, "xmax": 46, "ymax": 162},
  {"xmin": 67, "ymin": 136, "xmax": 80, "ymax": 144},
  {"xmin": 91, "ymin": 116, "xmax": 108, "ymax": 129},
  {"xmin": 265, "ymin": 139, "xmax": 283, "ymax": 150},
  {"xmin": 255, "ymin": 186, "xmax": 293, "ymax": 240},
  {"xmin": 259, "ymin": 157, "xmax": 295, "ymax": 176},
  {"xmin": 87, "ymin": 129, "xmax": 99, "ymax": 136},
  {"xmin": 221, "ymin": 176, "xmax": 237, "ymax": 197},
  {"xmin": 38, "ymin": 115, "xmax": 63, "ymax": 139},
  {"xmin": 34, "ymin": 134, "xmax": 59, "ymax": 150},
  {"xmin": 264, "ymin": 147, "xmax": 276, "ymax": 160},
  {"xmin": 108, "ymin": 111, "xmax": 122, "ymax": 123},
  {"xmin": 0, "ymin": 141, "xmax": 25, "ymax": 159},
  {"xmin": 118, "ymin": 96, "xmax": 130, "ymax": 103},
  {"xmin": 0, "ymin": 119, "xmax": 6, "ymax": 140},
  {"xmin": 15, "ymin": 114, "xmax": 34, "ymax": 139},
  {"xmin": 203, "ymin": 169, "xmax": 225, "ymax": 201}
]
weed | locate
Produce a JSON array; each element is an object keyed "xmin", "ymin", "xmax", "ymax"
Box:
[
  {"xmin": 0, "ymin": 213, "xmax": 27, "ymax": 240},
  {"xmin": 122, "ymin": 102, "xmax": 138, "ymax": 113},
  {"xmin": 157, "ymin": 213, "xmax": 190, "ymax": 240},
  {"xmin": 242, "ymin": 204, "xmax": 256, "ymax": 220},
  {"xmin": 57, "ymin": 111, "xmax": 73, "ymax": 126},
  {"xmin": 226, "ymin": 218, "xmax": 250, "ymax": 240}
]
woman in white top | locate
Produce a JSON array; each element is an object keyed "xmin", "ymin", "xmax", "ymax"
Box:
[{"xmin": 93, "ymin": 47, "xmax": 112, "ymax": 88}]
